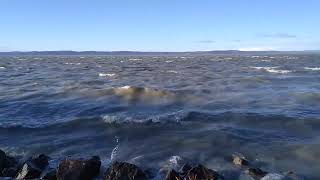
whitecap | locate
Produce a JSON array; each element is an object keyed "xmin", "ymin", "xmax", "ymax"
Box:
[
  {"xmin": 0, "ymin": 66, "xmax": 6, "ymax": 69},
  {"xmin": 250, "ymin": 66, "xmax": 291, "ymax": 74},
  {"xmin": 304, "ymin": 67, "xmax": 320, "ymax": 71},
  {"xmin": 166, "ymin": 70, "xmax": 178, "ymax": 74},
  {"xmin": 129, "ymin": 58, "xmax": 142, "ymax": 61},
  {"xmin": 64, "ymin": 62, "xmax": 81, "ymax": 65},
  {"xmin": 99, "ymin": 73, "xmax": 116, "ymax": 77}
]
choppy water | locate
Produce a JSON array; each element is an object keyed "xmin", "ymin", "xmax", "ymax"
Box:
[{"xmin": 0, "ymin": 55, "xmax": 320, "ymax": 179}]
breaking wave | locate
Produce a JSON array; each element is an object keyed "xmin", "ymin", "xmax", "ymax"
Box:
[{"xmin": 250, "ymin": 66, "xmax": 292, "ymax": 74}]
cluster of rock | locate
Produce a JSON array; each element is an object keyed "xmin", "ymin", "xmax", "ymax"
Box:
[{"xmin": 0, "ymin": 149, "xmax": 302, "ymax": 180}]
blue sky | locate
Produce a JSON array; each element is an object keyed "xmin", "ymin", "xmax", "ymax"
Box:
[{"xmin": 0, "ymin": 0, "xmax": 319, "ymax": 51}]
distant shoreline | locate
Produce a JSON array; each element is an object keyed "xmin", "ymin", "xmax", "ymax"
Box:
[{"xmin": 0, "ymin": 50, "xmax": 319, "ymax": 56}]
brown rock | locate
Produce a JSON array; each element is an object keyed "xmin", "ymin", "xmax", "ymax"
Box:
[
  {"xmin": 56, "ymin": 156, "xmax": 101, "ymax": 180},
  {"xmin": 185, "ymin": 164, "xmax": 224, "ymax": 180},
  {"xmin": 165, "ymin": 169, "xmax": 182, "ymax": 180},
  {"xmin": 104, "ymin": 162, "xmax": 148, "ymax": 180}
]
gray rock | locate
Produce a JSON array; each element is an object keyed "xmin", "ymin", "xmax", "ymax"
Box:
[
  {"xmin": 16, "ymin": 163, "xmax": 42, "ymax": 179},
  {"xmin": 56, "ymin": 156, "xmax": 101, "ymax": 180},
  {"xmin": 104, "ymin": 161, "xmax": 148, "ymax": 180},
  {"xmin": 15, "ymin": 154, "xmax": 49, "ymax": 179}
]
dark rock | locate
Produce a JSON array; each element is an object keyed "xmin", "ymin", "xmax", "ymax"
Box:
[
  {"xmin": 15, "ymin": 154, "xmax": 50, "ymax": 179},
  {"xmin": 41, "ymin": 169, "xmax": 57, "ymax": 180},
  {"xmin": 1, "ymin": 167, "xmax": 17, "ymax": 177},
  {"xmin": 104, "ymin": 161, "xmax": 148, "ymax": 180},
  {"xmin": 166, "ymin": 169, "xmax": 182, "ymax": 180},
  {"xmin": 56, "ymin": 156, "xmax": 101, "ymax": 180},
  {"xmin": 245, "ymin": 167, "xmax": 268, "ymax": 178},
  {"xmin": 16, "ymin": 163, "xmax": 43, "ymax": 179},
  {"xmin": 179, "ymin": 163, "xmax": 192, "ymax": 175},
  {"xmin": 185, "ymin": 164, "xmax": 224, "ymax": 180},
  {"xmin": 30, "ymin": 154, "xmax": 49, "ymax": 170},
  {"xmin": 0, "ymin": 150, "xmax": 17, "ymax": 176},
  {"xmin": 0, "ymin": 150, "xmax": 6, "ymax": 172}
]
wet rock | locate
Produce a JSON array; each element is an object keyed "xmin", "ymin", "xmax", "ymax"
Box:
[
  {"xmin": 15, "ymin": 154, "xmax": 50, "ymax": 179},
  {"xmin": 41, "ymin": 169, "xmax": 57, "ymax": 180},
  {"xmin": 16, "ymin": 163, "xmax": 43, "ymax": 179},
  {"xmin": 56, "ymin": 156, "xmax": 101, "ymax": 180},
  {"xmin": 165, "ymin": 169, "xmax": 182, "ymax": 180},
  {"xmin": 245, "ymin": 167, "xmax": 268, "ymax": 179},
  {"xmin": 0, "ymin": 150, "xmax": 17, "ymax": 177},
  {"xmin": 104, "ymin": 161, "xmax": 148, "ymax": 180},
  {"xmin": 184, "ymin": 164, "xmax": 224, "ymax": 180},
  {"xmin": 0, "ymin": 150, "xmax": 6, "ymax": 172},
  {"xmin": 179, "ymin": 163, "xmax": 192, "ymax": 175},
  {"xmin": 30, "ymin": 154, "xmax": 49, "ymax": 170},
  {"xmin": 1, "ymin": 167, "xmax": 17, "ymax": 178},
  {"xmin": 232, "ymin": 155, "xmax": 249, "ymax": 166}
]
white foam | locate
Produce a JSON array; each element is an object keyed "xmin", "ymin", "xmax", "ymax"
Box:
[
  {"xmin": 250, "ymin": 66, "xmax": 291, "ymax": 74},
  {"xmin": 129, "ymin": 58, "xmax": 142, "ymax": 61},
  {"xmin": 64, "ymin": 62, "xmax": 81, "ymax": 65},
  {"xmin": 0, "ymin": 66, "xmax": 6, "ymax": 69},
  {"xmin": 304, "ymin": 67, "xmax": 320, "ymax": 71},
  {"xmin": 99, "ymin": 73, "xmax": 116, "ymax": 77},
  {"xmin": 166, "ymin": 70, "xmax": 178, "ymax": 74}
]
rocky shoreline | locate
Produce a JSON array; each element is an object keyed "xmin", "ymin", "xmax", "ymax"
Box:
[{"xmin": 0, "ymin": 149, "xmax": 303, "ymax": 180}]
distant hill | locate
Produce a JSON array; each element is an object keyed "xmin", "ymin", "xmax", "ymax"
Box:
[{"xmin": 0, "ymin": 50, "xmax": 319, "ymax": 56}]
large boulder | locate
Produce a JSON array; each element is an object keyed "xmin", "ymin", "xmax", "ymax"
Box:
[
  {"xmin": 56, "ymin": 156, "xmax": 101, "ymax": 180},
  {"xmin": 16, "ymin": 154, "xmax": 49, "ymax": 180},
  {"xmin": 104, "ymin": 161, "xmax": 148, "ymax": 180},
  {"xmin": 0, "ymin": 150, "xmax": 17, "ymax": 177},
  {"xmin": 184, "ymin": 164, "xmax": 224, "ymax": 180}
]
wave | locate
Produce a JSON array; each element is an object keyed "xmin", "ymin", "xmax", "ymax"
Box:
[
  {"xmin": 1, "ymin": 111, "xmax": 319, "ymax": 135},
  {"xmin": 0, "ymin": 66, "xmax": 6, "ymax": 69},
  {"xmin": 250, "ymin": 66, "xmax": 291, "ymax": 74},
  {"xmin": 99, "ymin": 73, "xmax": 116, "ymax": 77},
  {"xmin": 304, "ymin": 67, "xmax": 320, "ymax": 71}
]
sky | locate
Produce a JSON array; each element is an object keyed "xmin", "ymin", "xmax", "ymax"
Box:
[{"xmin": 0, "ymin": 0, "xmax": 319, "ymax": 51}]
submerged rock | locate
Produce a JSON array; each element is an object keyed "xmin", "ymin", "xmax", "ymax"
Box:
[
  {"xmin": 16, "ymin": 154, "xmax": 50, "ymax": 179},
  {"xmin": 232, "ymin": 154, "xmax": 249, "ymax": 166},
  {"xmin": 245, "ymin": 167, "xmax": 268, "ymax": 179},
  {"xmin": 41, "ymin": 169, "xmax": 57, "ymax": 180},
  {"xmin": 56, "ymin": 156, "xmax": 101, "ymax": 180},
  {"xmin": 104, "ymin": 161, "xmax": 148, "ymax": 180},
  {"xmin": 184, "ymin": 164, "xmax": 224, "ymax": 180}
]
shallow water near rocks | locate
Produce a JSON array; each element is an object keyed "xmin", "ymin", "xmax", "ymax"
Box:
[{"xmin": 0, "ymin": 55, "xmax": 320, "ymax": 179}]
